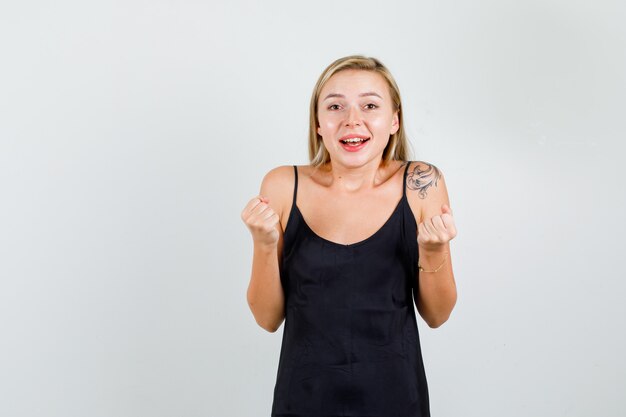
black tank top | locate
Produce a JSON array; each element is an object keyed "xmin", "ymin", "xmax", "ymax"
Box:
[{"xmin": 271, "ymin": 161, "xmax": 430, "ymax": 417}]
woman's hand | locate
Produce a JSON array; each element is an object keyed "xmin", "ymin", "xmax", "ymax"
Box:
[
  {"xmin": 417, "ymin": 203, "xmax": 457, "ymax": 252},
  {"xmin": 241, "ymin": 196, "xmax": 280, "ymax": 248}
]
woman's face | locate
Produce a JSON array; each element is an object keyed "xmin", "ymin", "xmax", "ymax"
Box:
[{"xmin": 317, "ymin": 69, "xmax": 399, "ymax": 166}]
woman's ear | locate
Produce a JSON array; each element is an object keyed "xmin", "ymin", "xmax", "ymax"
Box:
[{"xmin": 391, "ymin": 111, "xmax": 400, "ymax": 134}]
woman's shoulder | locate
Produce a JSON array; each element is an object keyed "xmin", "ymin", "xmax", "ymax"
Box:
[
  {"xmin": 259, "ymin": 164, "xmax": 297, "ymax": 196},
  {"xmin": 404, "ymin": 160, "xmax": 449, "ymax": 224},
  {"xmin": 405, "ymin": 160, "xmax": 444, "ymax": 181},
  {"xmin": 258, "ymin": 164, "xmax": 299, "ymax": 221}
]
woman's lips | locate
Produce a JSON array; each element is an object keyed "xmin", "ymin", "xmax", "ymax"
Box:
[{"xmin": 339, "ymin": 138, "xmax": 370, "ymax": 152}]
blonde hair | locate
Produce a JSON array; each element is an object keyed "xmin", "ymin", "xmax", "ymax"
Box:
[{"xmin": 308, "ymin": 55, "xmax": 413, "ymax": 168}]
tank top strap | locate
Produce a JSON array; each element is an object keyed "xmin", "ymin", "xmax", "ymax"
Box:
[
  {"xmin": 402, "ymin": 160, "xmax": 412, "ymax": 198},
  {"xmin": 292, "ymin": 165, "xmax": 298, "ymax": 207},
  {"xmin": 401, "ymin": 160, "xmax": 419, "ymax": 277},
  {"xmin": 281, "ymin": 165, "xmax": 300, "ymax": 270}
]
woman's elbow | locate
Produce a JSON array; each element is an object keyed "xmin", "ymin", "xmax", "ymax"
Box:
[
  {"xmin": 429, "ymin": 294, "xmax": 457, "ymax": 328},
  {"xmin": 258, "ymin": 316, "xmax": 283, "ymax": 333},
  {"xmin": 426, "ymin": 316, "xmax": 449, "ymax": 328},
  {"xmin": 425, "ymin": 308, "xmax": 454, "ymax": 328},
  {"xmin": 248, "ymin": 302, "xmax": 284, "ymax": 333},
  {"xmin": 247, "ymin": 295, "xmax": 284, "ymax": 332}
]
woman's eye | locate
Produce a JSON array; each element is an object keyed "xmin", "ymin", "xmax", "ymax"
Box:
[{"xmin": 327, "ymin": 103, "xmax": 378, "ymax": 110}]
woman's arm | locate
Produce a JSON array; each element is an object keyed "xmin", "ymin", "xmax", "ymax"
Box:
[
  {"xmin": 248, "ymin": 242, "xmax": 285, "ymax": 332},
  {"xmin": 243, "ymin": 166, "xmax": 290, "ymax": 333},
  {"xmin": 407, "ymin": 162, "xmax": 458, "ymax": 328},
  {"xmin": 415, "ymin": 241, "xmax": 456, "ymax": 328}
]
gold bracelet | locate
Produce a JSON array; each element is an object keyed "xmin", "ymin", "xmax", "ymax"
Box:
[{"xmin": 418, "ymin": 252, "xmax": 448, "ymax": 273}]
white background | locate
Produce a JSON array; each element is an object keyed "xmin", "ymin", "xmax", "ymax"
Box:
[{"xmin": 1, "ymin": 1, "xmax": 625, "ymax": 416}]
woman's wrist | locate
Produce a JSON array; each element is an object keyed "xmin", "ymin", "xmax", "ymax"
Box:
[
  {"xmin": 418, "ymin": 243, "xmax": 448, "ymax": 254},
  {"xmin": 417, "ymin": 245, "xmax": 449, "ymax": 273}
]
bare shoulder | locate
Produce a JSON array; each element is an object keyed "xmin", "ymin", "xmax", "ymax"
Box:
[
  {"xmin": 260, "ymin": 165, "xmax": 294, "ymax": 188},
  {"xmin": 259, "ymin": 165, "xmax": 296, "ymax": 230},
  {"xmin": 405, "ymin": 160, "xmax": 449, "ymax": 224}
]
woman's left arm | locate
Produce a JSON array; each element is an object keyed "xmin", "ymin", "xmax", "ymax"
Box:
[{"xmin": 408, "ymin": 163, "xmax": 458, "ymax": 328}]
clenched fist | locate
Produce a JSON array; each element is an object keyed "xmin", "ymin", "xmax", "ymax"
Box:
[
  {"xmin": 417, "ymin": 203, "xmax": 457, "ymax": 252},
  {"xmin": 241, "ymin": 196, "xmax": 280, "ymax": 248}
]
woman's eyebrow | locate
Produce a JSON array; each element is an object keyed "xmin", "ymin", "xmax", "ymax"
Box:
[{"xmin": 322, "ymin": 92, "xmax": 383, "ymax": 101}]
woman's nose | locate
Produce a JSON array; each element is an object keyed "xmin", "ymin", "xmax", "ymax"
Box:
[{"xmin": 345, "ymin": 106, "xmax": 362, "ymax": 127}]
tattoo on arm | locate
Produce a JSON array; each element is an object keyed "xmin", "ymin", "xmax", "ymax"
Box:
[{"xmin": 407, "ymin": 162, "xmax": 442, "ymax": 199}]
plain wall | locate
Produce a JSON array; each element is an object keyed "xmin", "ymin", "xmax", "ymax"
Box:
[{"xmin": 1, "ymin": 1, "xmax": 624, "ymax": 416}]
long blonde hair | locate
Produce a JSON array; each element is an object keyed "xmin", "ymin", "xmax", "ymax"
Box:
[{"xmin": 308, "ymin": 55, "xmax": 413, "ymax": 168}]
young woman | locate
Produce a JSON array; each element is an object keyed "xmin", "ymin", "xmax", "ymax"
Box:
[{"xmin": 241, "ymin": 55, "xmax": 457, "ymax": 417}]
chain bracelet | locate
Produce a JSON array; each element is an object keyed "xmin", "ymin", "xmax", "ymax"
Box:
[{"xmin": 418, "ymin": 251, "xmax": 448, "ymax": 273}]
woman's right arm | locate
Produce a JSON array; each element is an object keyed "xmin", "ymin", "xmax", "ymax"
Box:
[{"xmin": 241, "ymin": 166, "xmax": 290, "ymax": 333}]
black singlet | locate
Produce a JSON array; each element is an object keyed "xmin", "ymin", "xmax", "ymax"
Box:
[{"xmin": 271, "ymin": 161, "xmax": 430, "ymax": 417}]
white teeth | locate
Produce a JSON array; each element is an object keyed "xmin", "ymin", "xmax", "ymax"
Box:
[{"xmin": 342, "ymin": 138, "xmax": 367, "ymax": 143}]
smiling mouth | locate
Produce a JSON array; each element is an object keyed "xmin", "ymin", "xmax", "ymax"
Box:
[{"xmin": 339, "ymin": 138, "xmax": 370, "ymax": 145}]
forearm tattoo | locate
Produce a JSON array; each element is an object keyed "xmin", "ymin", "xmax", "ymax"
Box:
[{"xmin": 407, "ymin": 162, "xmax": 442, "ymax": 199}]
